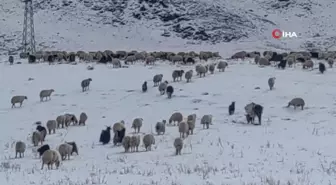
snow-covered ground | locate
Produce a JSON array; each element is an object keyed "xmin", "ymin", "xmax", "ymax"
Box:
[{"xmin": 0, "ymin": 58, "xmax": 335, "ymax": 185}]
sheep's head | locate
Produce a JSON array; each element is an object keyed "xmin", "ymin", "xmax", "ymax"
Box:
[
  {"xmin": 24, "ymin": 96, "xmax": 28, "ymax": 99},
  {"xmin": 50, "ymin": 89, "xmax": 55, "ymax": 92}
]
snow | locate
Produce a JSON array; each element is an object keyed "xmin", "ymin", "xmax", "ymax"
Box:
[{"xmin": 0, "ymin": 59, "xmax": 335, "ymax": 185}]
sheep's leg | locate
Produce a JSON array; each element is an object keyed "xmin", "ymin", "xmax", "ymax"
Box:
[
  {"xmin": 41, "ymin": 163, "xmax": 44, "ymax": 170},
  {"xmin": 301, "ymin": 106, "xmax": 304, "ymax": 110},
  {"xmin": 12, "ymin": 103, "xmax": 15, "ymax": 108},
  {"xmin": 294, "ymin": 105, "xmax": 296, "ymax": 110},
  {"xmin": 206, "ymin": 123, "xmax": 209, "ymax": 129},
  {"xmin": 48, "ymin": 129, "xmax": 51, "ymax": 134},
  {"xmin": 15, "ymin": 152, "xmax": 17, "ymax": 158},
  {"xmin": 53, "ymin": 129, "xmax": 55, "ymax": 134},
  {"xmin": 22, "ymin": 152, "xmax": 24, "ymax": 157},
  {"xmin": 175, "ymin": 149, "xmax": 178, "ymax": 155},
  {"xmin": 20, "ymin": 102, "xmax": 22, "ymax": 107},
  {"xmin": 68, "ymin": 154, "xmax": 70, "ymax": 160},
  {"xmin": 19, "ymin": 153, "xmax": 22, "ymax": 158}
]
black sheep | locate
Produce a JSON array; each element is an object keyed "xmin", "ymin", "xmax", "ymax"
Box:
[
  {"xmin": 183, "ymin": 57, "xmax": 195, "ymax": 65},
  {"xmin": 270, "ymin": 53, "xmax": 283, "ymax": 62},
  {"xmin": 319, "ymin": 62, "xmax": 326, "ymax": 73},
  {"xmin": 8, "ymin": 56, "xmax": 14, "ymax": 65},
  {"xmin": 28, "ymin": 54, "xmax": 36, "ymax": 63},
  {"xmin": 99, "ymin": 126, "xmax": 111, "ymax": 145},
  {"xmin": 113, "ymin": 128, "xmax": 126, "ymax": 145},
  {"xmin": 252, "ymin": 104, "xmax": 263, "ymax": 125},
  {"xmin": 310, "ymin": 52, "xmax": 319, "ymax": 58},
  {"xmin": 245, "ymin": 114, "xmax": 253, "ymax": 124},
  {"xmin": 166, "ymin": 85, "xmax": 174, "ymax": 99},
  {"xmin": 37, "ymin": 144, "xmax": 50, "ymax": 157},
  {"xmin": 142, "ymin": 81, "xmax": 147, "ymax": 92},
  {"xmin": 277, "ymin": 60, "xmax": 287, "ymax": 69},
  {"xmin": 228, "ymin": 101, "xmax": 235, "ymax": 115}
]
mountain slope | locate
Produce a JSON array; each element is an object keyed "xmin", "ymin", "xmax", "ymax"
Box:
[{"xmin": 1, "ymin": 0, "xmax": 336, "ymax": 54}]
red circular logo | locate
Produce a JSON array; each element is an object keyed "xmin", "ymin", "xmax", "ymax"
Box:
[{"xmin": 272, "ymin": 29, "xmax": 282, "ymax": 39}]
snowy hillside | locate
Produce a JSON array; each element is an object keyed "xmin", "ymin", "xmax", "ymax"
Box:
[
  {"xmin": 2, "ymin": 0, "xmax": 336, "ymax": 54},
  {"xmin": 1, "ymin": 58, "xmax": 336, "ymax": 185}
]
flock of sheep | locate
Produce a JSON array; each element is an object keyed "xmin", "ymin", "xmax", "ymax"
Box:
[{"xmin": 9, "ymin": 49, "xmax": 331, "ymax": 170}]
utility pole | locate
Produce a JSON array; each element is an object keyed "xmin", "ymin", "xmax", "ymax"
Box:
[{"xmin": 22, "ymin": 0, "xmax": 36, "ymax": 55}]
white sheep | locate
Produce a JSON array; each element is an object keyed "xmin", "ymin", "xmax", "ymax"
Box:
[
  {"xmin": 132, "ymin": 118, "xmax": 143, "ymax": 133},
  {"xmin": 155, "ymin": 120, "xmax": 166, "ymax": 135},
  {"xmin": 112, "ymin": 58, "xmax": 121, "ymax": 68},
  {"xmin": 41, "ymin": 149, "xmax": 61, "ymax": 170},
  {"xmin": 217, "ymin": 61, "xmax": 228, "ymax": 72},
  {"xmin": 32, "ymin": 131, "xmax": 43, "ymax": 146},
  {"xmin": 79, "ymin": 112, "xmax": 88, "ymax": 125},
  {"xmin": 15, "ymin": 141, "xmax": 26, "ymax": 158},
  {"xmin": 130, "ymin": 135, "xmax": 140, "ymax": 152},
  {"xmin": 200, "ymin": 114, "xmax": 212, "ymax": 129},
  {"xmin": 178, "ymin": 121, "xmax": 189, "ymax": 138},
  {"xmin": 158, "ymin": 81, "xmax": 168, "ymax": 95},
  {"xmin": 11, "ymin": 95, "xmax": 27, "ymax": 108},
  {"xmin": 174, "ymin": 137, "xmax": 183, "ymax": 155},
  {"xmin": 197, "ymin": 65, "xmax": 207, "ymax": 77},
  {"xmin": 153, "ymin": 74, "xmax": 163, "ymax": 86},
  {"xmin": 169, "ymin": 112, "xmax": 183, "ymax": 126},
  {"xmin": 58, "ymin": 143, "xmax": 73, "ymax": 160},
  {"xmin": 143, "ymin": 134, "xmax": 155, "ymax": 151},
  {"xmin": 46, "ymin": 120, "xmax": 57, "ymax": 134},
  {"xmin": 56, "ymin": 115, "xmax": 66, "ymax": 128},
  {"xmin": 187, "ymin": 114, "xmax": 196, "ymax": 135},
  {"xmin": 184, "ymin": 70, "xmax": 193, "ymax": 82},
  {"xmin": 39, "ymin": 89, "xmax": 54, "ymax": 102},
  {"xmin": 208, "ymin": 63, "xmax": 215, "ymax": 74},
  {"xmin": 113, "ymin": 120, "xmax": 125, "ymax": 133},
  {"xmin": 122, "ymin": 136, "xmax": 131, "ymax": 152}
]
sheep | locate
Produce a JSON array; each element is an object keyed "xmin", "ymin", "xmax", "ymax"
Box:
[
  {"xmin": 56, "ymin": 115, "xmax": 66, "ymax": 128},
  {"xmin": 37, "ymin": 144, "xmax": 50, "ymax": 157},
  {"xmin": 228, "ymin": 101, "xmax": 235, "ymax": 115},
  {"xmin": 132, "ymin": 118, "xmax": 143, "ymax": 133},
  {"xmin": 15, "ymin": 141, "xmax": 26, "ymax": 158},
  {"xmin": 11, "ymin": 95, "xmax": 27, "ymax": 108},
  {"xmin": 200, "ymin": 114, "xmax": 212, "ymax": 129},
  {"xmin": 178, "ymin": 121, "xmax": 189, "ymax": 138},
  {"xmin": 9, "ymin": 55, "xmax": 14, "ymax": 65},
  {"xmin": 46, "ymin": 120, "xmax": 57, "ymax": 134},
  {"xmin": 36, "ymin": 125, "xmax": 47, "ymax": 141},
  {"xmin": 58, "ymin": 143, "xmax": 73, "ymax": 160},
  {"xmin": 187, "ymin": 114, "xmax": 196, "ymax": 135},
  {"xmin": 277, "ymin": 60, "xmax": 286, "ymax": 69},
  {"xmin": 217, "ymin": 61, "xmax": 228, "ymax": 72},
  {"xmin": 41, "ymin": 149, "xmax": 61, "ymax": 170},
  {"xmin": 130, "ymin": 135, "xmax": 140, "ymax": 152},
  {"xmin": 153, "ymin": 74, "xmax": 163, "ymax": 86},
  {"xmin": 268, "ymin": 77, "xmax": 276, "ymax": 90},
  {"xmin": 327, "ymin": 58, "xmax": 334, "ymax": 68},
  {"xmin": 169, "ymin": 112, "xmax": 183, "ymax": 125},
  {"xmin": 254, "ymin": 55, "xmax": 260, "ymax": 64},
  {"xmin": 209, "ymin": 63, "xmax": 215, "ymax": 74},
  {"xmin": 174, "ymin": 138, "xmax": 183, "ymax": 155},
  {"xmin": 143, "ymin": 134, "xmax": 155, "ymax": 151},
  {"xmin": 122, "ymin": 136, "xmax": 131, "ymax": 152},
  {"xmin": 32, "ymin": 131, "xmax": 43, "ymax": 146},
  {"xmin": 125, "ymin": 55, "xmax": 136, "ymax": 64},
  {"xmin": 99, "ymin": 126, "xmax": 112, "ymax": 145},
  {"xmin": 113, "ymin": 120, "xmax": 125, "ymax": 133},
  {"xmin": 258, "ymin": 57, "xmax": 270, "ymax": 66},
  {"xmin": 39, "ymin": 89, "xmax": 54, "ymax": 101},
  {"xmin": 231, "ymin": 51, "xmax": 246, "ymax": 60},
  {"xmin": 145, "ymin": 56, "xmax": 155, "ymax": 65},
  {"xmin": 166, "ymin": 85, "xmax": 174, "ymax": 99},
  {"xmin": 113, "ymin": 127, "xmax": 126, "ymax": 145},
  {"xmin": 319, "ymin": 62, "xmax": 326, "ymax": 73},
  {"xmin": 65, "ymin": 142, "xmax": 78, "ymax": 155},
  {"xmin": 155, "ymin": 120, "xmax": 166, "ymax": 135},
  {"xmin": 184, "ymin": 70, "xmax": 193, "ymax": 82},
  {"xmin": 81, "ymin": 78, "xmax": 92, "ymax": 92},
  {"xmin": 172, "ymin": 70, "xmax": 184, "ymax": 82},
  {"xmin": 287, "ymin": 98, "xmax": 305, "ymax": 110},
  {"xmin": 78, "ymin": 112, "xmax": 88, "ymax": 126},
  {"xmin": 112, "ymin": 58, "xmax": 121, "ymax": 68},
  {"xmin": 171, "ymin": 55, "xmax": 183, "ymax": 64},
  {"xmin": 142, "ymin": 81, "xmax": 147, "ymax": 92},
  {"xmin": 302, "ymin": 60, "xmax": 314, "ymax": 69},
  {"xmin": 252, "ymin": 104, "xmax": 263, "ymax": 125},
  {"xmin": 197, "ymin": 65, "xmax": 207, "ymax": 77},
  {"xmin": 158, "ymin": 81, "xmax": 168, "ymax": 95},
  {"xmin": 64, "ymin": 114, "xmax": 78, "ymax": 126}
]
